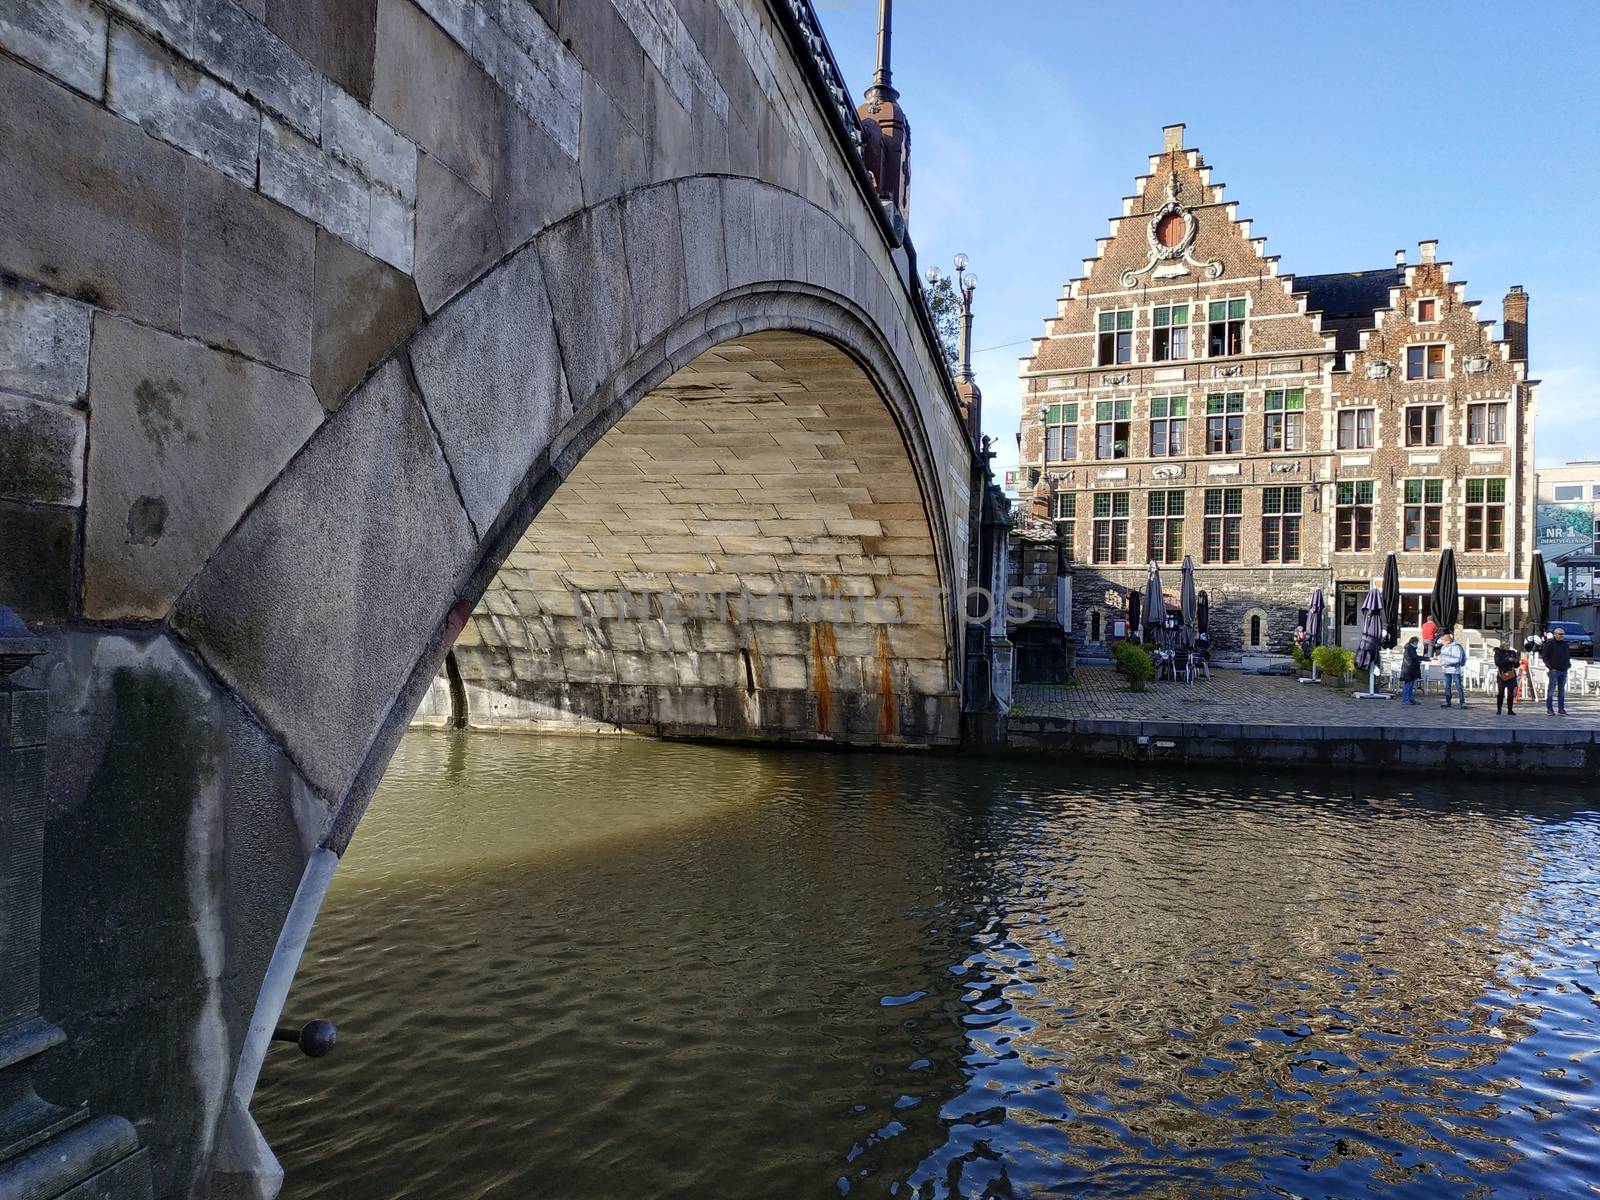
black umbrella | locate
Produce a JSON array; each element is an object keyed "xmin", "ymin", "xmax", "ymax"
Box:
[
  {"xmin": 1355, "ymin": 586, "xmax": 1384, "ymax": 671},
  {"xmin": 1126, "ymin": 587, "xmax": 1141, "ymax": 636},
  {"xmin": 1527, "ymin": 551, "xmax": 1550, "ymax": 638},
  {"xmin": 1429, "ymin": 547, "xmax": 1459, "ymax": 635},
  {"xmin": 1197, "ymin": 590, "xmax": 1209, "ymax": 635},
  {"xmin": 1305, "ymin": 587, "xmax": 1325, "ymax": 648},
  {"xmin": 1381, "ymin": 552, "xmax": 1401, "ymax": 649}
]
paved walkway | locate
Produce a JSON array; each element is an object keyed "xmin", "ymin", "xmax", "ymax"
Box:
[{"xmin": 1014, "ymin": 665, "xmax": 1600, "ymax": 732}]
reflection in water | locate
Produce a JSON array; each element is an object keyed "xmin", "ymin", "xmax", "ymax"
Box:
[{"xmin": 255, "ymin": 732, "xmax": 1600, "ymax": 1199}]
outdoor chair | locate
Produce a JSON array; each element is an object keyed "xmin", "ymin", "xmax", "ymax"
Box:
[{"xmin": 1462, "ymin": 658, "xmax": 1492, "ymax": 694}]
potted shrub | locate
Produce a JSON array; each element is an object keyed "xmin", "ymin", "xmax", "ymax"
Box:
[
  {"xmin": 1312, "ymin": 644, "xmax": 1354, "ymax": 687},
  {"xmin": 1112, "ymin": 640, "xmax": 1156, "ymax": 692}
]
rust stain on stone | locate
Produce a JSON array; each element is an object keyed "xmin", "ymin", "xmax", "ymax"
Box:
[
  {"xmin": 875, "ymin": 625, "xmax": 897, "ymax": 739},
  {"xmin": 810, "ymin": 622, "xmax": 835, "ymax": 732}
]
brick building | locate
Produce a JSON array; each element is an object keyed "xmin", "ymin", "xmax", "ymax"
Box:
[{"xmin": 1015, "ymin": 125, "xmax": 1536, "ymax": 654}]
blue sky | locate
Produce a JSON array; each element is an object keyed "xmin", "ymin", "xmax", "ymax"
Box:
[{"xmin": 815, "ymin": 0, "xmax": 1600, "ymax": 478}]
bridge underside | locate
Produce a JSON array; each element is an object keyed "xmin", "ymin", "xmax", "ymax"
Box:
[{"xmin": 420, "ymin": 331, "xmax": 959, "ymax": 745}]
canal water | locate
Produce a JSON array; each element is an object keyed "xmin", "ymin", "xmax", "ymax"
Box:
[{"xmin": 255, "ymin": 732, "xmax": 1600, "ymax": 1199}]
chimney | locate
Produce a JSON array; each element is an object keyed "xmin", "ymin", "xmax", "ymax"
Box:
[
  {"xmin": 1162, "ymin": 124, "xmax": 1184, "ymax": 153},
  {"xmin": 1504, "ymin": 285, "xmax": 1528, "ymax": 362},
  {"xmin": 1394, "ymin": 249, "xmax": 1406, "ymax": 267},
  {"xmin": 1419, "ymin": 239, "xmax": 1437, "ymax": 264}
]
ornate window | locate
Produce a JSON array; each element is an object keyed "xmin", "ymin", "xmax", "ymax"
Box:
[
  {"xmin": 1092, "ymin": 491, "xmax": 1130, "ymax": 563},
  {"xmin": 1263, "ymin": 389, "xmax": 1304, "ymax": 452},
  {"xmin": 1152, "ymin": 304, "xmax": 1190, "ymax": 360},
  {"xmin": 1336, "ymin": 408, "xmax": 1376, "ymax": 450},
  {"xmin": 1405, "ymin": 404, "xmax": 1444, "ymax": 447},
  {"xmin": 1335, "ymin": 480, "xmax": 1375, "ymax": 551},
  {"xmin": 1146, "ymin": 490, "xmax": 1185, "ymax": 564},
  {"xmin": 1206, "ymin": 298, "xmax": 1246, "ymax": 357},
  {"xmin": 1097, "ymin": 309, "xmax": 1134, "ymax": 365},
  {"xmin": 1406, "ymin": 343, "xmax": 1447, "ymax": 380},
  {"xmin": 1261, "ymin": 486, "xmax": 1302, "ymax": 562},
  {"xmin": 1149, "ymin": 395, "xmax": 1187, "ymax": 457},
  {"xmin": 1095, "ymin": 399, "xmax": 1131, "ymax": 460},
  {"xmin": 1403, "ymin": 478, "xmax": 1444, "ymax": 551},
  {"xmin": 1467, "ymin": 402, "xmax": 1506, "ymax": 446},
  {"xmin": 1205, "ymin": 392, "xmax": 1244, "ymax": 454},
  {"xmin": 1202, "ymin": 488, "xmax": 1242, "ymax": 563},
  {"xmin": 1043, "ymin": 402, "xmax": 1077, "ymax": 462},
  {"xmin": 1465, "ymin": 478, "xmax": 1506, "ymax": 552}
]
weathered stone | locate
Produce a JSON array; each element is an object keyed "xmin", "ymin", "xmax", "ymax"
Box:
[
  {"xmin": 321, "ymin": 79, "xmax": 417, "ymax": 200},
  {"xmin": 106, "ymin": 22, "xmax": 260, "ymax": 186},
  {"xmin": 265, "ymin": 0, "xmax": 377, "ymax": 103},
  {"xmin": 537, "ymin": 202, "xmax": 635, "ymax": 408},
  {"xmin": 83, "ymin": 315, "xmax": 324, "ymax": 619},
  {"xmin": 721, "ymin": 175, "xmax": 758, "ymax": 288},
  {"xmin": 489, "ymin": 93, "xmax": 581, "ymax": 253},
  {"xmin": 0, "ymin": 500, "xmax": 76, "ymax": 622},
  {"xmin": 409, "ymin": 244, "xmax": 569, "ymax": 534},
  {"xmin": 371, "ymin": 0, "xmax": 498, "ymax": 196},
  {"xmin": 621, "ymin": 184, "xmax": 687, "ymax": 349},
  {"xmin": 104, "ymin": 0, "xmax": 195, "ymax": 49},
  {"xmin": 172, "ymin": 357, "xmax": 477, "ymax": 799},
  {"xmin": 467, "ymin": 0, "xmax": 581, "ymax": 159},
  {"xmin": 368, "ymin": 184, "xmax": 415, "ymax": 274},
  {"xmin": 180, "ymin": 160, "xmax": 315, "ymax": 373},
  {"xmin": 556, "ymin": 0, "xmax": 645, "ymax": 132},
  {"xmin": 0, "ymin": 0, "xmax": 108, "ymax": 98},
  {"xmin": 310, "ymin": 229, "xmax": 421, "ymax": 411},
  {"xmin": 0, "ymin": 56, "xmax": 184, "ymax": 326},
  {"xmin": 577, "ymin": 72, "xmax": 645, "ymax": 207},
  {"xmin": 0, "ymin": 391, "xmax": 87, "ymax": 505},
  {"xmin": 259, "ymin": 115, "xmax": 370, "ymax": 249},
  {"xmin": 676, "ymin": 177, "xmax": 727, "ymax": 308},
  {"xmin": 413, "ymin": 152, "xmax": 502, "ymax": 313},
  {"xmin": 192, "ymin": 0, "xmax": 321, "ymax": 138},
  {"xmin": 0, "ymin": 283, "xmax": 92, "ymax": 404}
]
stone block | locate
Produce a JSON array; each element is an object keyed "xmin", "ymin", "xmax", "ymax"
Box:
[
  {"xmin": 83, "ymin": 315, "xmax": 324, "ymax": 618},
  {"xmin": 193, "ymin": 0, "xmax": 321, "ymax": 138},
  {"xmin": 371, "ymin": 0, "xmax": 498, "ymax": 197},
  {"xmin": 721, "ymin": 175, "xmax": 758, "ymax": 288},
  {"xmin": 311, "ymin": 229, "xmax": 421, "ymax": 411},
  {"xmin": 0, "ymin": 283, "xmax": 92, "ymax": 404},
  {"xmin": 260, "ymin": 116, "xmax": 371, "ymax": 250},
  {"xmin": 0, "ymin": 0, "xmax": 108, "ymax": 98},
  {"xmin": 490, "ymin": 94, "xmax": 581, "ymax": 254},
  {"xmin": 675, "ymin": 176, "xmax": 727, "ymax": 308},
  {"xmin": 321, "ymin": 79, "xmax": 417, "ymax": 200},
  {"xmin": 577, "ymin": 73, "xmax": 645, "ymax": 207},
  {"xmin": 265, "ymin": 0, "xmax": 378, "ymax": 103},
  {"xmin": 107, "ymin": 23, "xmax": 261, "ymax": 186},
  {"xmin": 621, "ymin": 184, "xmax": 687, "ymax": 349},
  {"xmin": 538, "ymin": 201, "xmax": 635, "ymax": 410},
  {"xmin": 0, "ymin": 56, "xmax": 184, "ymax": 326},
  {"xmin": 412, "ymin": 152, "xmax": 501, "ymax": 312},
  {"xmin": 409, "ymin": 243, "xmax": 569, "ymax": 534},
  {"xmin": 104, "ymin": 0, "xmax": 194, "ymax": 48},
  {"xmin": 0, "ymin": 391, "xmax": 86, "ymax": 505},
  {"xmin": 367, "ymin": 183, "xmax": 416, "ymax": 273},
  {"xmin": 0, "ymin": 500, "xmax": 76, "ymax": 622},
  {"xmin": 555, "ymin": 0, "xmax": 644, "ymax": 131},
  {"xmin": 467, "ymin": 0, "xmax": 580, "ymax": 158},
  {"xmin": 174, "ymin": 357, "xmax": 476, "ymax": 799},
  {"xmin": 180, "ymin": 160, "xmax": 315, "ymax": 373}
]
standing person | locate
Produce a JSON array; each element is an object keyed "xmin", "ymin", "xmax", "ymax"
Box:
[
  {"xmin": 1420, "ymin": 613, "xmax": 1439, "ymax": 658},
  {"xmin": 1541, "ymin": 626, "xmax": 1572, "ymax": 715},
  {"xmin": 1494, "ymin": 642, "xmax": 1521, "ymax": 716},
  {"xmin": 1438, "ymin": 633, "xmax": 1468, "ymax": 708},
  {"xmin": 1399, "ymin": 636, "xmax": 1423, "ymax": 705}
]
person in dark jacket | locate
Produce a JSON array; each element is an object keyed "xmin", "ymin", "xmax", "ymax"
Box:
[
  {"xmin": 1494, "ymin": 643, "xmax": 1521, "ymax": 715},
  {"xmin": 1541, "ymin": 628, "xmax": 1573, "ymax": 715},
  {"xmin": 1399, "ymin": 636, "xmax": 1423, "ymax": 705}
]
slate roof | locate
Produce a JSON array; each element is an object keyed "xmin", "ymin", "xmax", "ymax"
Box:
[{"xmin": 1292, "ymin": 267, "xmax": 1404, "ymax": 355}]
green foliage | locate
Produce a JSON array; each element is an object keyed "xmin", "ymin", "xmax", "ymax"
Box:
[
  {"xmin": 1111, "ymin": 640, "xmax": 1155, "ymax": 684},
  {"xmin": 1291, "ymin": 645, "xmax": 1311, "ymax": 672},
  {"xmin": 925, "ymin": 272, "xmax": 959, "ymax": 369},
  {"xmin": 1312, "ymin": 644, "xmax": 1354, "ymax": 679}
]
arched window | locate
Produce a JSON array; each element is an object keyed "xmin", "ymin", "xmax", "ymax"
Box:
[
  {"xmin": 1250, "ymin": 614, "xmax": 1262, "ymax": 647},
  {"xmin": 1090, "ymin": 610, "xmax": 1102, "ymax": 642}
]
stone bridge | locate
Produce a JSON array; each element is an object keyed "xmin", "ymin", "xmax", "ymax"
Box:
[{"xmin": 0, "ymin": 0, "xmax": 980, "ymax": 1195}]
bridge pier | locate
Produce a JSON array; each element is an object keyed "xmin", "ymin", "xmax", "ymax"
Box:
[{"xmin": 0, "ymin": 614, "xmax": 152, "ymax": 1200}]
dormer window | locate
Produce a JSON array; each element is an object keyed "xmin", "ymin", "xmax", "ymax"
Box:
[{"xmin": 1416, "ymin": 297, "xmax": 1438, "ymax": 322}]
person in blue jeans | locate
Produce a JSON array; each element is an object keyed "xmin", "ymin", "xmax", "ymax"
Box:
[
  {"xmin": 1541, "ymin": 627, "xmax": 1572, "ymax": 715},
  {"xmin": 1438, "ymin": 633, "xmax": 1468, "ymax": 707},
  {"xmin": 1399, "ymin": 636, "xmax": 1423, "ymax": 705}
]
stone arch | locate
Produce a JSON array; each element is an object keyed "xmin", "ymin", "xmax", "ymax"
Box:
[{"xmin": 1242, "ymin": 606, "xmax": 1271, "ymax": 650}]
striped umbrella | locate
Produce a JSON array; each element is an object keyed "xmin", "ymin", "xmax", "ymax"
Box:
[
  {"xmin": 1179, "ymin": 556, "xmax": 1198, "ymax": 649},
  {"xmin": 1381, "ymin": 552, "xmax": 1401, "ymax": 649},
  {"xmin": 1527, "ymin": 551, "xmax": 1550, "ymax": 638},
  {"xmin": 1355, "ymin": 585, "xmax": 1384, "ymax": 671},
  {"xmin": 1429, "ymin": 547, "xmax": 1459, "ymax": 634}
]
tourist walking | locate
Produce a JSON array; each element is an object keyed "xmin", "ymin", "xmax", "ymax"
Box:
[
  {"xmin": 1438, "ymin": 634, "xmax": 1468, "ymax": 707},
  {"xmin": 1494, "ymin": 643, "xmax": 1520, "ymax": 715},
  {"xmin": 1420, "ymin": 615, "xmax": 1439, "ymax": 658},
  {"xmin": 1541, "ymin": 627, "xmax": 1572, "ymax": 715},
  {"xmin": 1399, "ymin": 636, "xmax": 1423, "ymax": 705}
]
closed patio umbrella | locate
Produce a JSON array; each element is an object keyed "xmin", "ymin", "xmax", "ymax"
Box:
[
  {"xmin": 1144, "ymin": 561, "xmax": 1166, "ymax": 644},
  {"xmin": 1381, "ymin": 552, "xmax": 1401, "ymax": 649},
  {"xmin": 1126, "ymin": 586, "xmax": 1140, "ymax": 638},
  {"xmin": 1354, "ymin": 585, "xmax": 1388, "ymax": 699},
  {"xmin": 1197, "ymin": 590, "xmax": 1209, "ymax": 635},
  {"xmin": 1527, "ymin": 551, "xmax": 1550, "ymax": 639},
  {"xmin": 1429, "ymin": 547, "xmax": 1459, "ymax": 634},
  {"xmin": 1303, "ymin": 586, "xmax": 1326, "ymax": 681},
  {"xmin": 1179, "ymin": 556, "xmax": 1198, "ymax": 649}
]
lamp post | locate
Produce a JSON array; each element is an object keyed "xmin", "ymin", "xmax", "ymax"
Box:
[{"xmin": 925, "ymin": 254, "xmax": 979, "ymax": 383}]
